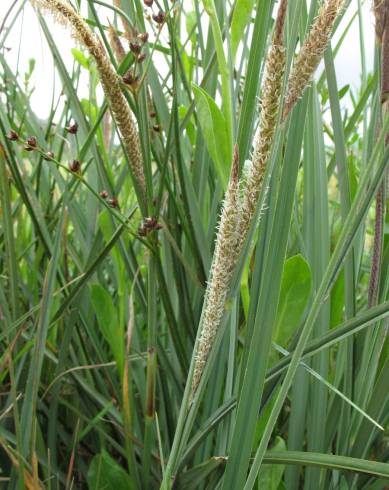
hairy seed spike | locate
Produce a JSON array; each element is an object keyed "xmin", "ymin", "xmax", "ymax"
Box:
[
  {"xmin": 283, "ymin": 0, "xmax": 346, "ymax": 120},
  {"xmin": 231, "ymin": 144, "xmax": 240, "ymax": 185},
  {"xmin": 374, "ymin": 0, "xmax": 389, "ymax": 43},
  {"xmin": 274, "ymin": 0, "xmax": 288, "ymax": 46},
  {"xmin": 238, "ymin": 46, "xmax": 286, "ymax": 248},
  {"xmin": 190, "ymin": 146, "xmax": 241, "ymax": 397},
  {"xmin": 31, "ymin": 0, "xmax": 147, "ymax": 204},
  {"xmin": 108, "ymin": 23, "xmax": 126, "ymax": 63}
]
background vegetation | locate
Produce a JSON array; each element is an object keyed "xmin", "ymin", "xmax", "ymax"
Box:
[{"xmin": 1, "ymin": 0, "xmax": 389, "ymax": 488}]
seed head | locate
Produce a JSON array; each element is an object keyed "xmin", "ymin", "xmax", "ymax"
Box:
[
  {"xmin": 7, "ymin": 130, "xmax": 18, "ymax": 141},
  {"xmin": 25, "ymin": 136, "xmax": 37, "ymax": 151},
  {"xmin": 107, "ymin": 197, "xmax": 119, "ymax": 208},
  {"xmin": 283, "ymin": 0, "xmax": 346, "ymax": 119},
  {"xmin": 152, "ymin": 11, "xmax": 166, "ymax": 24},
  {"xmin": 66, "ymin": 120, "xmax": 78, "ymax": 134},
  {"xmin": 191, "ymin": 145, "xmax": 241, "ymax": 396},
  {"xmin": 108, "ymin": 23, "xmax": 126, "ymax": 63},
  {"xmin": 138, "ymin": 32, "xmax": 149, "ymax": 44},
  {"xmin": 99, "ymin": 190, "xmax": 109, "ymax": 199},
  {"xmin": 129, "ymin": 41, "xmax": 141, "ymax": 54},
  {"xmin": 69, "ymin": 159, "xmax": 81, "ymax": 173}
]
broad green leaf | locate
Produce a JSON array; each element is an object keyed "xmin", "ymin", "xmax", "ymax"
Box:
[
  {"xmin": 71, "ymin": 47, "xmax": 90, "ymax": 69},
  {"xmin": 179, "ymin": 105, "xmax": 196, "ymax": 146},
  {"xmin": 273, "ymin": 255, "xmax": 312, "ymax": 346},
  {"xmin": 90, "ymin": 284, "xmax": 123, "ymax": 371},
  {"xmin": 186, "ymin": 10, "xmax": 197, "ymax": 44},
  {"xmin": 192, "ymin": 83, "xmax": 230, "ymax": 186},
  {"xmin": 257, "ymin": 437, "xmax": 286, "ymax": 490},
  {"xmin": 87, "ymin": 451, "xmax": 132, "ymax": 490},
  {"xmin": 231, "ymin": 0, "xmax": 255, "ymax": 60}
]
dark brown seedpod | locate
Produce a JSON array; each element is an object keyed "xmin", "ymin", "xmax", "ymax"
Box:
[
  {"xmin": 25, "ymin": 136, "xmax": 37, "ymax": 151},
  {"xmin": 107, "ymin": 197, "xmax": 119, "ymax": 208},
  {"xmin": 123, "ymin": 71, "xmax": 136, "ymax": 85},
  {"xmin": 153, "ymin": 11, "xmax": 166, "ymax": 24},
  {"xmin": 6, "ymin": 130, "xmax": 18, "ymax": 141},
  {"xmin": 140, "ymin": 216, "xmax": 163, "ymax": 234},
  {"xmin": 137, "ymin": 53, "xmax": 147, "ymax": 63},
  {"xmin": 144, "ymin": 0, "xmax": 153, "ymax": 6},
  {"xmin": 43, "ymin": 151, "xmax": 55, "ymax": 161},
  {"xmin": 123, "ymin": 71, "xmax": 134, "ymax": 84},
  {"xmin": 66, "ymin": 120, "xmax": 78, "ymax": 134},
  {"xmin": 130, "ymin": 42, "xmax": 141, "ymax": 54},
  {"xmin": 69, "ymin": 159, "xmax": 81, "ymax": 173},
  {"xmin": 99, "ymin": 190, "xmax": 109, "ymax": 199},
  {"xmin": 153, "ymin": 124, "xmax": 161, "ymax": 132},
  {"xmin": 138, "ymin": 32, "xmax": 149, "ymax": 44},
  {"xmin": 149, "ymin": 111, "xmax": 157, "ymax": 118}
]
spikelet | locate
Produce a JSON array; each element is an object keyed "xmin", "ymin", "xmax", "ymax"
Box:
[
  {"xmin": 283, "ymin": 0, "xmax": 345, "ymax": 119},
  {"xmin": 191, "ymin": 146, "xmax": 241, "ymax": 396},
  {"xmin": 31, "ymin": 0, "xmax": 146, "ymax": 203},
  {"xmin": 238, "ymin": 0, "xmax": 287, "ymax": 247}
]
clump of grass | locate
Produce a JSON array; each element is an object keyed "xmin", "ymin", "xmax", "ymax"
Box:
[{"xmin": 1, "ymin": 0, "xmax": 389, "ymax": 488}]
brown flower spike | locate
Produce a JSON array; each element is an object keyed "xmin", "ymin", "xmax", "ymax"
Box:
[
  {"xmin": 283, "ymin": 0, "xmax": 346, "ymax": 119},
  {"xmin": 31, "ymin": 0, "xmax": 147, "ymax": 205},
  {"xmin": 238, "ymin": 0, "xmax": 287, "ymax": 248}
]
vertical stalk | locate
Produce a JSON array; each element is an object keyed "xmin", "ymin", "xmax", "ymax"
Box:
[{"xmin": 142, "ymin": 252, "xmax": 158, "ymax": 487}]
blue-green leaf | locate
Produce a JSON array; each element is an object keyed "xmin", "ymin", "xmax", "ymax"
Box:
[{"xmin": 274, "ymin": 255, "xmax": 312, "ymax": 346}]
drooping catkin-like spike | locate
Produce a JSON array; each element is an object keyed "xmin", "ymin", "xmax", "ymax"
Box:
[
  {"xmin": 374, "ymin": 0, "xmax": 389, "ymax": 43},
  {"xmin": 113, "ymin": 0, "xmax": 136, "ymax": 42},
  {"xmin": 108, "ymin": 24, "xmax": 126, "ymax": 64},
  {"xmin": 283, "ymin": 0, "xmax": 346, "ymax": 119},
  {"xmin": 191, "ymin": 145, "xmax": 241, "ymax": 396},
  {"xmin": 31, "ymin": 0, "xmax": 146, "ymax": 203},
  {"xmin": 238, "ymin": 0, "xmax": 287, "ymax": 247}
]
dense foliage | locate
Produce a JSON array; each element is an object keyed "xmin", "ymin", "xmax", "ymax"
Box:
[{"xmin": 1, "ymin": 0, "xmax": 389, "ymax": 488}]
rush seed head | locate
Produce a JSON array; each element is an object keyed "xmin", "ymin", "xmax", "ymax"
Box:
[
  {"xmin": 69, "ymin": 159, "xmax": 81, "ymax": 172},
  {"xmin": 138, "ymin": 32, "xmax": 149, "ymax": 44},
  {"xmin": 66, "ymin": 120, "xmax": 78, "ymax": 134},
  {"xmin": 25, "ymin": 136, "xmax": 38, "ymax": 151},
  {"xmin": 7, "ymin": 130, "xmax": 18, "ymax": 141}
]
